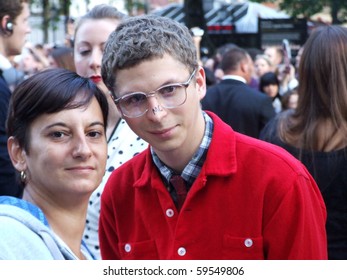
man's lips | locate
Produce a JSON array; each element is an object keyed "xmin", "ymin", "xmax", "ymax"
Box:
[{"xmin": 150, "ymin": 125, "xmax": 177, "ymax": 136}]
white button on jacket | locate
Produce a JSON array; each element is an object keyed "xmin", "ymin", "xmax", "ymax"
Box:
[
  {"xmin": 177, "ymin": 247, "xmax": 186, "ymax": 256},
  {"xmin": 124, "ymin": 243, "xmax": 131, "ymax": 252},
  {"xmin": 244, "ymin": 238, "xmax": 253, "ymax": 248},
  {"xmin": 166, "ymin": 208, "xmax": 174, "ymax": 217}
]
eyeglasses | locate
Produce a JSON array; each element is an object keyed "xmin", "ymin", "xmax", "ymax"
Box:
[{"xmin": 113, "ymin": 69, "xmax": 196, "ymax": 118}]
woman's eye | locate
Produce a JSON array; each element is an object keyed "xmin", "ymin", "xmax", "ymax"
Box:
[
  {"xmin": 88, "ymin": 131, "xmax": 103, "ymax": 138},
  {"xmin": 79, "ymin": 50, "xmax": 90, "ymax": 56},
  {"xmin": 49, "ymin": 131, "xmax": 66, "ymax": 138}
]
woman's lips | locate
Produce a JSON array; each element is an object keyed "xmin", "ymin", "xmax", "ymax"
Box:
[
  {"xmin": 66, "ymin": 166, "xmax": 95, "ymax": 174},
  {"xmin": 90, "ymin": 76, "xmax": 102, "ymax": 84}
]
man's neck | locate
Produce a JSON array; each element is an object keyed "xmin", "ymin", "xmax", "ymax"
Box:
[{"xmin": 222, "ymin": 74, "xmax": 247, "ymax": 84}]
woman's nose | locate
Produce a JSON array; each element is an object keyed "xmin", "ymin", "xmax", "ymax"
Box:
[
  {"xmin": 71, "ymin": 135, "xmax": 92, "ymax": 159},
  {"xmin": 89, "ymin": 50, "xmax": 102, "ymax": 69}
]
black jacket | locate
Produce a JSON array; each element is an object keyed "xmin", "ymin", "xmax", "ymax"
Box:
[
  {"xmin": 201, "ymin": 78, "xmax": 275, "ymax": 138},
  {"xmin": 0, "ymin": 71, "xmax": 22, "ymax": 197}
]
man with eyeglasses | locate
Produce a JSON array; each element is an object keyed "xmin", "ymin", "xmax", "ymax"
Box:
[{"xmin": 99, "ymin": 15, "xmax": 327, "ymax": 260}]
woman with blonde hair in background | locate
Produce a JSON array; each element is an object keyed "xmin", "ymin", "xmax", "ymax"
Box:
[{"xmin": 254, "ymin": 54, "xmax": 273, "ymax": 79}]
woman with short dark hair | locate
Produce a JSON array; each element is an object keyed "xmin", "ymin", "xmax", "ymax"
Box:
[
  {"xmin": 259, "ymin": 71, "xmax": 282, "ymax": 113},
  {"xmin": 0, "ymin": 68, "xmax": 108, "ymax": 259}
]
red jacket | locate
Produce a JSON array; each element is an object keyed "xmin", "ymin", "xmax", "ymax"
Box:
[{"xmin": 99, "ymin": 112, "xmax": 327, "ymax": 260}]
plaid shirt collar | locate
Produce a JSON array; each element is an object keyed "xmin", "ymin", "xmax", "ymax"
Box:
[{"xmin": 151, "ymin": 111, "xmax": 213, "ymax": 189}]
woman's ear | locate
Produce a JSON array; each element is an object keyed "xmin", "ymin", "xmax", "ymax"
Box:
[
  {"xmin": 196, "ymin": 66, "xmax": 206, "ymax": 101},
  {"xmin": 7, "ymin": 137, "xmax": 27, "ymax": 172}
]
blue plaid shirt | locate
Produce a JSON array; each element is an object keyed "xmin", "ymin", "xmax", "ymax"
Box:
[{"xmin": 151, "ymin": 111, "xmax": 213, "ymax": 200}]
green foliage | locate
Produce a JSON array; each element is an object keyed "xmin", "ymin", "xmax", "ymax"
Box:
[
  {"xmin": 280, "ymin": 0, "xmax": 324, "ymax": 18},
  {"xmin": 252, "ymin": 0, "xmax": 323, "ymax": 18},
  {"xmin": 252, "ymin": 0, "xmax": 347, "ymax": 23},
  {"xmin": 125, "ymin": 0, "xmax": 145, "ymax": 15},
  {"xmin": 29, "ymin": 0, "xmax": 72, "ymax": 43}
]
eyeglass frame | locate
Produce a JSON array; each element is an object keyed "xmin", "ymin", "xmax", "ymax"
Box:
[{"xmin": 112, "ymin": 69, "xmax": 197, "ymax": 118}]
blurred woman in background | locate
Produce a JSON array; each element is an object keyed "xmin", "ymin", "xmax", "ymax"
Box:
[
  {"xmin": 259, "ymin": 71, "xmax": 282, "ymax": 113},
  {"xmin": 260, "ymin": 25, "xmax": 347, "ymax": 259}
]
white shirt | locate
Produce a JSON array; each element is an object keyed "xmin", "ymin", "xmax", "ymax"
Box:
[
  {"xmin": 0, "ymin": 54, "xmax": 12, "ymax": 70},
  {"xmin": 82, "ymin": 119, "xmax": 147, "ymax": 259},
  {"xmin": 222, "ymin": 75, "xmax": 247, "ymax": 84}
]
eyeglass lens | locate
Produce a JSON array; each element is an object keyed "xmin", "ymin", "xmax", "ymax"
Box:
[{"xmin": 118, "ymin": 69, "xmax": 195, "ymax": 118}]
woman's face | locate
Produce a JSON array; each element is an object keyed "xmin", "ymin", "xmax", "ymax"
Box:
[
  {"xmin": 11, "ymin": 96, "xmax": 107, "ymax": 203},
  {"xmin": 19, "ymin": 50, "xmax": 38, "ymax": 74},
  {"xmin": 254, "ymin": 57, "xmax": 272, "ymax": 77},
  {"xmin": 74, "ymin": 19, "xmax": 120, "ymax": 93},
  {"xmin": 262, "ymin": 83, "xmax": 279, "ymax": 98},
  {"xmin": 288, "ymin": 93, "xmax": 299, "ymax": 109}
]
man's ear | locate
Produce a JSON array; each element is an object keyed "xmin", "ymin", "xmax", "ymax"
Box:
[
  {"xmin": 1, "ymin": 15, "xmax": 13, "ymax": 36},
  {"xmin": 239, "ymin": 59, "xmax": 248, "ymax": 74},
  {"xmin": 239, "ymin": 57, "xmax": 253, "ymax": 84},
  {"xmin": 7, "ymin": 137, "xmax": 27, "ymax": 172},
  {"xmin": 196, "ymin": 66, "xmax": 206, "ymax": 101}
]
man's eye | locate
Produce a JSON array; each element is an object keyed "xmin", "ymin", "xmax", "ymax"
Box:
[
  {"xmin": 159, "ymin": 85, "xmax": 178, "ymax": 95},
  {"xmin": 123, "ymin": 94, "xmax": 146, "ymax": 105}
]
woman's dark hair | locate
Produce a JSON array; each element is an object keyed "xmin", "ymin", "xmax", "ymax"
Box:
[
  {"xmin": 259, "ymin": 71, "xmax": 279, "ymax": 92},
  {"xmin": 49, "ymin": 46, "xmax": 76, "ymax": 72},
  {"xmin": 278, "ymin": 25, "xmax": 347, "ymax": 150},
  {"xmin": 6, "ymin": 68, "xmax": 109, "ymax": 153}
]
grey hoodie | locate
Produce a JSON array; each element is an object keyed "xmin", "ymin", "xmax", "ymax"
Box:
[{"xmin": 0, "ymin": 197, "xmax": 90, "ymax": 260}]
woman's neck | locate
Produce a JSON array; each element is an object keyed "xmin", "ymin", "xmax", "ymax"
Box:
[{"xmin": 23, "ymin": 189, "xmax": 88, "ymax": 259}]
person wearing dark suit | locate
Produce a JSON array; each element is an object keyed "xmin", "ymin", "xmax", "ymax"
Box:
[
  {"xmin": 0, "ymin": 0, "xmax": 31, "ymax": 197},
  {"xmin": 201, "ymin": 47, "xmax": 275, "ymax": 138},
  {"xmin": 0, "ymin": 71, "xmax": 21, "ymax": 196}
]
